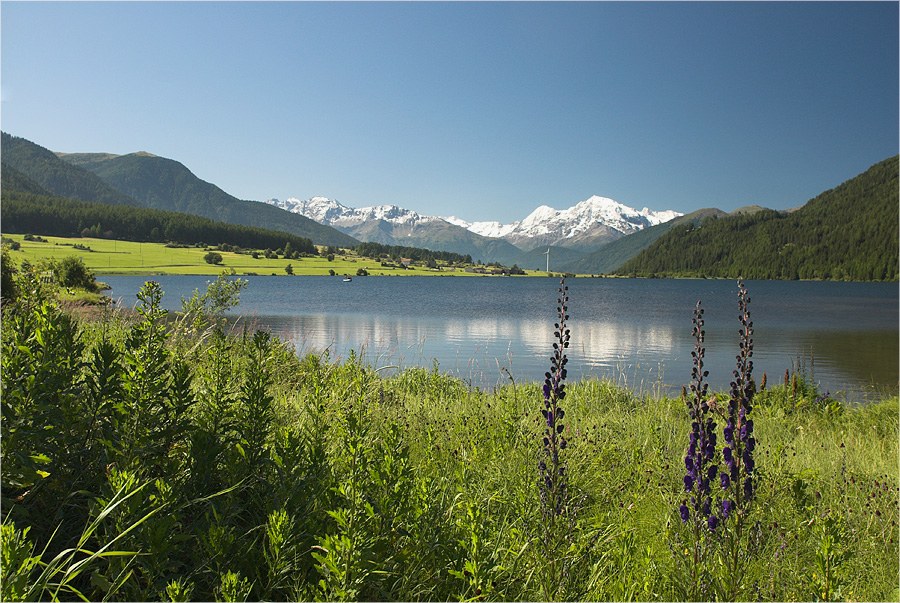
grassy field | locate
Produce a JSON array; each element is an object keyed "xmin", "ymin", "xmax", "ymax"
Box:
[{"xmin": 1, "ymin": 233, "xmax": 552, "ymax": 277}]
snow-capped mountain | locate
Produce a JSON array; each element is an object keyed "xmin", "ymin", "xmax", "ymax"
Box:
[
  {"xmin": 446, "ymin": 196, "xmax": 682, "ymax": 251},
  {"xmin": 265, "ymin": 194, "xmax": 682, "ymax": 257},
  {"xmin": 268, "ymin": 196, "xmax": 441, "ymax": 229}
]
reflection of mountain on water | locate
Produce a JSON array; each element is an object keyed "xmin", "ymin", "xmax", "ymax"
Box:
[{"xmin": 516, "ymin": 320, "xmax": 679, "ymax": 370}]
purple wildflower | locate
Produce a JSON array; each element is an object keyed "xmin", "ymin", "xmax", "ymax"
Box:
[
  {"xmin": 681, "ymin": 300, "xmax": 719, "ymax": 531},
  {"xmin": 538, "ymin": 278, "xmax": 571, "ymax": 523},
  {"xmin": 722, "ymin": 279, "xmax": 757, "ymax": 523}
]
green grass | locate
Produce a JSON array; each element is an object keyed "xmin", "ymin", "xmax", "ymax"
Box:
[
  {"xmin": 2, "ymin": 233, "xmax": 557, "ymax": 277},
  {"xmin": 2, "ymin": 272, "xmax": 896, "ymax": 601}
]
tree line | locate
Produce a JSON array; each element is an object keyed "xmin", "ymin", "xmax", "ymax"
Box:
[{"xmin": 353, "ymin": 241, "xmax": 473, "ymax": 265}]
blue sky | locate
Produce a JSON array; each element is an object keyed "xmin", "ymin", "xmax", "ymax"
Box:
[{"xmin": 2, "ymin": 2, "xmax": 897, "ymax": 221}]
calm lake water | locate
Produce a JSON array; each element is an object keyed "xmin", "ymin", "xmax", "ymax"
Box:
[{"xmin": 101, "ymin": 275, "xmax": 898, "ymax": 404}]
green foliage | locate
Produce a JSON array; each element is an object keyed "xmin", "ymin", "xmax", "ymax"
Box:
[
  {"xmin": 204, "ymin": 251, "xmax": 224, "ymax": 265},
  {"xmin": 55, "ymin": 255, "xmax": 100, "ymax": 292},
  {"xmin": 616, "ymin": 156, "xmax": 899, "ymax": 281},
  {"xmin": 179, "ymin": 269, "xmax": 247, "ymax": 334},
  {"xmin": 1, "ymin": 244, "xmax": 19, "ymax": 302}
]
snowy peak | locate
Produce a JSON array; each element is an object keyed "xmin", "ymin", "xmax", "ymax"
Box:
[
  {"xmin": 267, "ymin": 197, "xmax": 439, "ymax": 228},
  {"xmin": 443, "ymin": 195, "xmax": 682, "ymax": 249}
]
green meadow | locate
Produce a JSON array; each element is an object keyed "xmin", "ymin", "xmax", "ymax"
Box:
[{"xmin": 1, "ymin": 234, "xmax": 544, "ymax": 277}]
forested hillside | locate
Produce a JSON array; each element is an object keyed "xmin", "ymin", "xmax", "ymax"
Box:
[
  {"xmin": 1, "ymin": 191, "xmax": 317, "ymax": 254},
  {"xmin": 0, "ymin": 164, "xmax": 53, "ymax": 196},
  {"xmin": 58, "ymin": 151, "xmax": 359, "ymax": 247},
  {"xmin": 1, "ymin": 133, "xmax": 142, "ymax": 207},
  {"xmin": 615, "ymin": 156, "xmax": 898, "ymax": 281}
]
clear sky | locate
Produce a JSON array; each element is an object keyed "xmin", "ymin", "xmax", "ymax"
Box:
[{"xmin": 2, "ymin": 2, "xmax": 897, "ymax": 221}]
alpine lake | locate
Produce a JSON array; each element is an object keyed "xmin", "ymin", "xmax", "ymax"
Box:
[{"xmin": 102, "ymin": 275, "xmax": 899, "ymax": 405}]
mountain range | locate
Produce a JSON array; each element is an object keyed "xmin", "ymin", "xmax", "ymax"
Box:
[
  {"xmin": 266, "ymin": 195, "xmax": 682, "ymax": 264},
  {"xmin": 2, "ymin": 131, "xmax": 895, "ymax": 279}
]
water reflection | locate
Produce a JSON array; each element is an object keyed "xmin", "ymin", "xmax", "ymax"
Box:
[{"xmin": 103, "ymin": 275, "xmax": 899, "ymax": 404}]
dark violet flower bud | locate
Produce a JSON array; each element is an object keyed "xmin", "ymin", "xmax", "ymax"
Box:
[
  {"xmin": 707, "ymin": 465, "xmax": 718, "ymax": 482},
  {"xmin": 685, "ymin": 457, "xmax": 694, "ymax": 471},
  {"xmin": 684, "ymin": 475, "xmax": 694, "ymax": 492},
  {"xmin": 708, "ymin": 515, "xmax": 719, "ymax": 531},
  {"xmin": 743, "ymin": 454, "xmax": 754, "ymax": 473},
  {"xmin": 743, "ymin": 477, "xmax": 753, "ymax": 500},
  {"xmin": 722, "ymin": 499, "xmax": 732, "ymax": 519},
  {"xmin": 746, "ymin": 437, "xmax": 756, "ymax": 452},
  {"xmin": 720, "ymin": 473, "xmax": 730, "ymax": 489},
  {"xmin": 680, "ymin": 505, "xmax": 690, "ymax": 523},
  {"xmin": 723, "ymin": 446, "xmax": 733, "ymax": 464},
  {"xmin": 702, "ymin": 499, "xmax": 710, "ymax": 517}
]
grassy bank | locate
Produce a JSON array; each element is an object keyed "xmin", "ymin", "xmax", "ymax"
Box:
[
  {"xmin": 2, "ymin": 233, "xmax": 553, "ymax": 277},
  {"xmin": 1, "ymin": 273, "xmax": 897, "ymax": 601}
]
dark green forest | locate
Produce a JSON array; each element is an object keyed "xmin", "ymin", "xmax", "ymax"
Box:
[
  {"xmin": 353, "ymin": 241, "xmax": 473, "ymax": 265},
  {"xmin": 615, "ymin": 156, "xmax": 899, "ymax": 281},
  {"xmin": 0, "ymin": 191, "xmax": 317, "ymax": 255}
]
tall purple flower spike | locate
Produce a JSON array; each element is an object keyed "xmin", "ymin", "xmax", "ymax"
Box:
[
  {"xmin": 681, "ymin": 300, "xmax": 719, "ymax": 531},
  {"xmin": 539, "ymin": 278, "xmax": 570, "ymax": 521},
  {"xmin": 721, "ymin": 279, "xmax": 756, "ymax": 521}
]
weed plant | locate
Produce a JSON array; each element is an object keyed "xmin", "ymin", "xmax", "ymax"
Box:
[{"xmin": 1, "ymin": 270, "xmax": 897, "ymax": 601}]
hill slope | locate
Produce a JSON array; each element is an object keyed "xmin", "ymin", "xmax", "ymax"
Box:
[
  {"xmin": 0, "ymin": 163, "xmax": 55, "ymax": 196},
  {"xmin": 615, "ymin": 156, "xmax": 899, "ymax": 281},
  {"xmin": 559, "ymin": 208, "xmax": 727, "ymax": 274},
  {"xmin": 1, "ymin": 133, "xmax": 142, "ymax": 207},
  {"xmin": 59, "ymin": 152, "xmax": 358, "ymax": 247}
]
